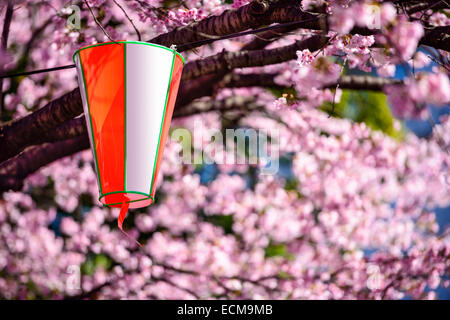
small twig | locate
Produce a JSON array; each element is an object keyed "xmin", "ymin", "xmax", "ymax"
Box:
[
  {"xmin": 177, "ymin": 16, "xmax": 326, "ymax": 51},
  {"xmin": 426, "ymin": 54, "xmax": 450, "ymax": 72},
  {"xmin": 0, "ymin": 2, "xmax": 14, "ymax": 120},
  {"xmin": 83, "ymin": 0, "xmax": 116, "ymax": 42},
  {"xmin": 153, "ymin": 276, "xmax": 200, "ymax": 299},
  {"xmin": 418, "ymin": 0, "xmax": 446, "ymax": 21},
  {"xmin": 0, "ymin": 64, "xmax": 76, "ymax": 80},
  {"xmin": 113, "ymin": 0, "xmax": 141, "ymax": 41},
  {"xmin": 329, "ymin": 83, "xmax": 340, "ymax": 118},
  {"xmin": 0, "ymin": 3, "xmax": 12, "ymax": 51},
  {"xmin": 329, "ymin": 56, "xmax": 347, "ymax": 117},
  {"xmin": 313, "ymin": 33, "xmax": 335, "ymax": 58}
]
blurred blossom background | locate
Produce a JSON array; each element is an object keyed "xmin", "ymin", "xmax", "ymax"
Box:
[{"xmin": 0, "ymin": 0, "xmax": 449, "ymax": 300}]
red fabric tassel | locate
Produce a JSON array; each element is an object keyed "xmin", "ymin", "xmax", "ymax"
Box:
[{"xmin": 118, "ymin": 200, "xmax": 142, "ymax": 247}]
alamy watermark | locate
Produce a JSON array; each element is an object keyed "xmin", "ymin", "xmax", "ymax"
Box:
[
  {"xmin": 66, "ymin": 265, "xmax": 81, "ymax": 292},
  {"xmin": 171, "ymin": 120, "xmax": 280, "ymax": 175},
  {"xmin": 366, "ymin": 264, "xmax": 382, "ymax": 291},
  {"xmin": 365, "ymin": 5, "xmax": 381, "ymax": 30},
  {"xmin": 63, "ymin": 4, "xmax": 81, "ymax": 30}
]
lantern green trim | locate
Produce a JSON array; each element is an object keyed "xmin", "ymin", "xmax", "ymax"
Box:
[
  {"xmin": 99, "ymin": 191, "xmax": 155, "ymax": 207},
  {"xmin": 72, "ymin": 41, "xmax": 185, "ymax": 65}
]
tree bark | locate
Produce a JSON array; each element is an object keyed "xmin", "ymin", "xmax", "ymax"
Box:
[
  {"xmin": 149, "ymin": 0, "xmax": 323, "ymax": 50},
  {"xmin": 181, "ymin": 35, "xmax": 329, "ymax": 81},
  {"xmin": 0, "ymin": 89, "xmax": 82, "ymax": 162},
  {"xmin": 0, "ymin": 136, "xmax": 89, "ymax": 191},
  {"xmin": 0, "ymin": 3, "xmax": 14, "ymax": 117},
  {"xmin": 0, "ymin": 0, "xmax": 447, "ymax": 192}
]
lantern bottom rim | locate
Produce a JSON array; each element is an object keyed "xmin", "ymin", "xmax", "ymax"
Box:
[{"xmin": 99, "ymin": 190, "xmax": 154, "ymax": 209}]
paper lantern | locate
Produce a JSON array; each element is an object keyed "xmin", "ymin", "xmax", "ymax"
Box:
[{"xmin": 73, "ymin": 41, "xmax": 184, "ymax": 233}]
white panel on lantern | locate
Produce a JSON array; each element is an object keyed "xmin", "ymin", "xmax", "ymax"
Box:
[{"xmin": 125, "ymin": 43, "xmax": 174, "ymax": 194}]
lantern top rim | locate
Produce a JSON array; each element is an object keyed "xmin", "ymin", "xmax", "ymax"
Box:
[{"xmin": 72, "ymin": 40, "xmax": 185, "ymax": 65}]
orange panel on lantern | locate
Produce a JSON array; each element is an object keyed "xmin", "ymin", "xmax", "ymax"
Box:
[{"xmin": 79, "ymin": 43, "xmax": 126, "ymax": 197}]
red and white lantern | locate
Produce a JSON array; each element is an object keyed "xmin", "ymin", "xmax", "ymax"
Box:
[{"xmin": 73, "ymin": 41, "xmax": 184, "ymax": 231}]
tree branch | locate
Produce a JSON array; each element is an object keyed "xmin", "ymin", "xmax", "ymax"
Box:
[
  {"xmin": 149, "ymin": 0, "xmax": 324, "ymax": 51},
  {"xmin": 0, "ymin": 88, "xmax": 82, "ymax": 163},
  {"xmin": 174, "ymin": 95, "xmax": 263, "ymax": 118},
  {"xmin": 402, "ymin": 1, "xmax": 449, "ymax": 15},
  {"xmin": 241, "ymin": 24, "xmax": 302, "ymax": 51},
  {"xmin": 220, "ymin": 73, "xmax": 402, "ymax": 91},
  {"xmin": 222, "ymin": 72, "xmax": 282, "ymax": 89},
  {"xmin": 0, "ymin": 3, "xmax": 13, "ymax": 50},
  {"xmin": 181, "ymin": 35, "xmax": 329, "ymax": 81},
  {"xmin": 419, "ymin": 25, "xmax": 450, "ymax": 52},
  {"xmin": 0, "ymin": 136, "xmax": 89, "ymax": 191},
  {"xmin": 0, "ymin": 2, "xmax": 13, "ymax": 118}
]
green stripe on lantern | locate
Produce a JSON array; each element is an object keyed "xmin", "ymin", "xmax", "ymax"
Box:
[{"xmin": 72, "ymin": 41, "xmax": 185, "ymax": 66}]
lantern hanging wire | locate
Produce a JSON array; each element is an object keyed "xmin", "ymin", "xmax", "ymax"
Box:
[{"xmin": 0, "ymin": 17, "xmax": 324, "ymax": 80}]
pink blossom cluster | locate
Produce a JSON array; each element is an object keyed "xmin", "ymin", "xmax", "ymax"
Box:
[
  {"xmin": 296, "ymin": 49, "xmax": 314, "ymax": 67},
  {"xmin": 386, "ymin": 71, "xmax": 450, "ymax": 118},
  {"xmin": 326, "ymin": 33, "xmax": 375, "ymax": 71},
  {"xmin": 383, "ymin": 17, "xmax": 424, "ymax": 62},
  {"xmin": 278, "ymin": 55, "xmax": 341, "ymax": 101}
]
